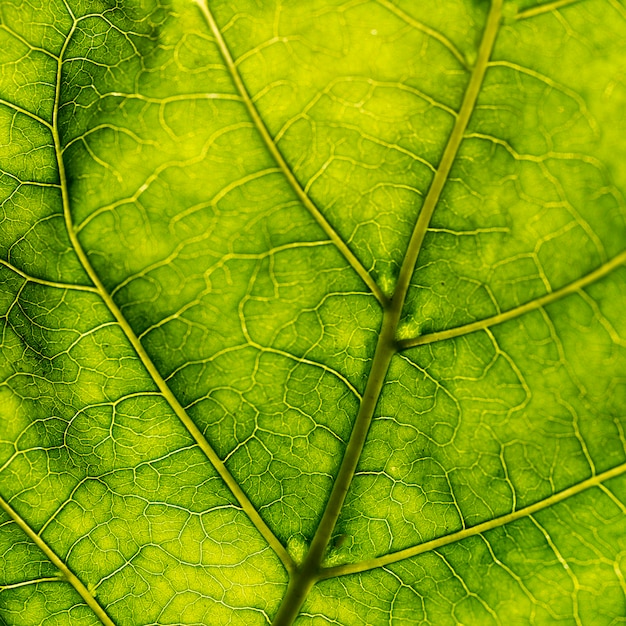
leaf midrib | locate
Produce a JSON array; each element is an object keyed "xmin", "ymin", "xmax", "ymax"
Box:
[{"xmin": 269, "ymin": 1, "xmax": 504, "ymax": 623}]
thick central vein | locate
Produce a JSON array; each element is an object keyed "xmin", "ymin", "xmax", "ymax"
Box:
[
  {"xmin": 271, "ymin": 2, "xmax": 503, "ymax": 624},
  {"xmin": 51, "ymin": 15, "xmax": 294, "ymax": 587}
]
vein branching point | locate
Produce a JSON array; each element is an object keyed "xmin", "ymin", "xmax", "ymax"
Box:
[
  {"xmin": 1, "ymin": 0, "xmax": 625, "ymax": 624},
  {"xmin": 271, "ymin": 1, "xmax": 504, "ymax": 622}
]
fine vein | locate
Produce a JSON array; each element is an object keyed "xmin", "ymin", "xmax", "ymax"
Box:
[
  {"xmin": 0, "ymin": 578, "xmax": 63, "ymax": 591},
  {"xmin": 0, "ymin": 99, "xmax": 52, "ymax": 129},
  {"xmin": 516, "ymin": 0, "xmax": 585, "ymax": 20},
  {"xmin": 319, "ymin": 461, "xmax": 626, "ymax": 578},
  {"xmin": 0, "ymin": 494, "xmax": 116, "ymax": 626},
  {"xmin": 398, "ymin": 249, "xmax": 626, "ymax": 350},
  {"xmin": 271, "ymin": 2, "xmax": 503, "ymax": 624},
  {"xmin": 0, "ymin": 258, "xmax": 98, "ymax": 293},
  {"xmin": 194, "ymin": 0, "xmax": 387, "ymax": 306},
  {"xmin": 374, "ymin": 0, "xmax": 468, "ymax": 69},
  {"xmin": 51, "ymin": 19, "xmax": 295, "ymax": 577}
]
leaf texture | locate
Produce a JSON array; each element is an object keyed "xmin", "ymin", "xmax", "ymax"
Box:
[{"xmin": 0, "ymin": 0, "xmax": 625, "ymax": 624}]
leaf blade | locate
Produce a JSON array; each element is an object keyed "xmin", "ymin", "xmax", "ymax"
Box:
[{"xmin": 1, "ymin": 0, "xmax": 625, "ymax": 624}]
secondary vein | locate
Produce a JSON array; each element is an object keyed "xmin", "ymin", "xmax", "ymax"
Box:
[
  {"xmin": 516, "ymin": 0, "xmax": 585, "ymax": 20},
  {"xmin": 398, "ymin": 249, "xmax": 626, "ymax": 350},
  {"xmin": 51, "ymin": 15, "xmax": 295, "ymax": 577},
  {"xmin": 0, "ymin": 258, "xmax": 98, "ymax": 293},
  {"xmin": 318, "ymin": 461, "xmax": 626, "ymax": 578},
  {"xmin": 374, "ymin": 0, "xmax": 469, "ymax": 69},
  {"xmin": 0, "ymin": 494, "xmax": 116, "ymax": 626},
  {"xmin": 193, "ymin": 0, "xmax": 387, "ymax": 306}
]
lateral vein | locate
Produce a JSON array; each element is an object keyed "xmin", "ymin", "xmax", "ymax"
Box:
[
  {"xmin": 0, "ymin": 258, "xmax": 97, "ymax": 293},
  {"xmin": 0, "ymin": 99, "xmax": 53, "ymax": 129},
  {"xmin": 373, "ymin": 0, "xmax": 469, "ymax": 69},
  {"xmin": 516, "ymin": 0, "xmax": 586, "ymax": 20},
  {"xmin": 319, "ymin": 461, "xmax": 626, "ymax": 578},
  {"xmin": 0, "ymin": 494, "xmax": 116, "ymax": 626},
  {"xmin": 193, "ymin": 0, "xmax": 387, "ymax": 306},
  {"xmin": 51, "ymin": 18, "xmax": 295, "ymax": 576},
  {"xmin": 398, "ymin": 250, "xmax": 626, "ymax": 350}
]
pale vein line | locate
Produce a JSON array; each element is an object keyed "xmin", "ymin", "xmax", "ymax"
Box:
[
  {"xmin": 0, "ymin": 495, "xmax": 115, "ymax": 626},
  {"xmin": 373, "ymin": 0, "xmax": 468, "ymax": 69},
  {"xmin": 0, "ymin": 24, "xmax": 59, "ymax": 59},
  {"xmin": 0, "ymin": 577, "xmax": 63, "ymax": 591},
  {"xmin": 250, "ymin": 343, "xmax": 362, "ymax": 401},
  {"xmin": 193, "ymin": 0, "xmax": 386, "ymax": 306},
  {"xmin": 319, "ymin": 461, "xmax": 626, "ymax": 579},
  {"xmin": 516, "ymin": 0, "xmax": 586, "ymax": 20},
  {"xmin": 1, "ymin": 19, "xmax": 118, "ymax": 624},
  {"xmin": 0, "ymin": 259, "xmax": 97, "ymax": 293},
  {"xmin": 50, "ymin": 17, "xmax": 295, "ymax": 576},
  {"xmin": 0, "ymin": 99, "xmax": 52, "ymax": 129},
  {"xmin": 398, "ymin": 250, "xmax": 626, "ymax": 350},
  {"xmin": 270, "ymin": 3, "xmax": 503, "ymax": 624}
]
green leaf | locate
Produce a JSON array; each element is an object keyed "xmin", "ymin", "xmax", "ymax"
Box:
[{"xmin": 1, "ymin": 0, "xmax": 625, "ymax": 624}]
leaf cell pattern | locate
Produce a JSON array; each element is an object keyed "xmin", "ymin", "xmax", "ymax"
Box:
[{"xmin": 0, "ymin": 0, "xmax": 625, "ymax": 624}]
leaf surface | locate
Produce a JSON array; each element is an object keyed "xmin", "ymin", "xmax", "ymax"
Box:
[{"xmin": 1, "ymin": 0, "xmax": 625, "ymax": 624}]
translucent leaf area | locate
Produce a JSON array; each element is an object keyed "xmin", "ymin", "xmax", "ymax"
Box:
[{"xmin": 1, "ymin": 0, "xmax": 625, "ymax": 624}]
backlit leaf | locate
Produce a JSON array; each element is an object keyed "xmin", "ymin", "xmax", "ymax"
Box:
[{"xmin": 1, "ymin": 0, "xmax": 625, "ymax": 624}]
